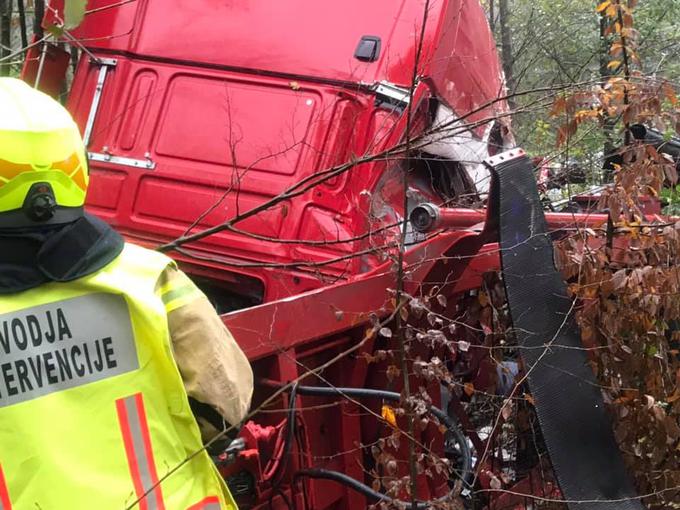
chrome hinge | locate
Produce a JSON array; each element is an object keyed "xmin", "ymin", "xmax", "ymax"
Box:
[
  {"xmin": 88, "ymin": 150, "xmax": 156, "ymax": 170},
  {"xmin": 82, "ymin": 57, "xmax": 117, "ymax": 147},
  {"xmin": 372, "ymin": 81, "xmax": 411, "ymax": 108}
]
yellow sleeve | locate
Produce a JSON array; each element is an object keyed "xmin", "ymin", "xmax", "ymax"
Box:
[
  {"xmin": 157, "ymin": 268, "xmax": 205, "ymax": 313},
  {"xmin": 156, "ymin": 266, "xmax": 254, "ymax": 437}
]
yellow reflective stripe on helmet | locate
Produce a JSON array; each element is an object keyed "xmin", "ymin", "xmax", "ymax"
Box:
[
  {"xmin": 159, "ymin": 276, "xmax": 204, "ymax": 313},
  {"xmin": 0, "ymin": 152, "xmax": 85, "ymax": 188},
  {"xmin": 0, "ymin": 159, "xmax": 32, "ymax": 182},
  {"xmin": 0, "ymin": 170, "xmax": 86, "ymax": 213},
  {"xmin": 0, "ymin": 78, "xmax": 88, "ymax": 213}
]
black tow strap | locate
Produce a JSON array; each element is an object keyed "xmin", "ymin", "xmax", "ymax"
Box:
[{"xmin": 486, "ymin": 151, "xmax": 643, "ymax": 510}]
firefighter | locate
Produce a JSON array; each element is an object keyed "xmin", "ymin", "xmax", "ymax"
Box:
[{"xmin": 0, "ymin": 77, "xmax": 253, "ymax": 508}]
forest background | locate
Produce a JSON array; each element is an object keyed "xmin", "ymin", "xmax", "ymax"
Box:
[{"xmin": 484, "ymin": 0, "xmax": 680, "ymax": 208}]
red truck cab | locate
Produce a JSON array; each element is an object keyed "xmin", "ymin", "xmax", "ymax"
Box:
[{"xmin": 34, "ymin": 0, "xmax": 506, "ymax": 311}]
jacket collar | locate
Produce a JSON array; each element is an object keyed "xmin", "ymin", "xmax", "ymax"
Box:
[{"xmin": 0, "ymin": 214, "xmax": 124, "ymax": 294}]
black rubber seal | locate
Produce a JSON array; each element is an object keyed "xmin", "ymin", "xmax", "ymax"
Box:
[{"xmin": 486, "ymin": 153, "xmax": 643, "ymax": 510}]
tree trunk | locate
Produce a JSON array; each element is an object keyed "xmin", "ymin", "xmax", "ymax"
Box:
[
  {"xmin": 600, "ymin": 10, "xmax": 616, "ymax": 182},
  {"xmin": 0, "ymin": 0, "xmax": 11, "ymax": 77},
  {"xmin": 16, "ymin": 0, "xmax": 27, "ymax": 48},
  {"xmin": 498, "ymin": 0, "xmax": 516, "ymax": 109},
  {"xmin": 489, "ymin": 0, "xmax": 496, "ymax": 33},
  {"xmin": 33, "ymin": 0, "xmax": 44, "ymax": 38}
]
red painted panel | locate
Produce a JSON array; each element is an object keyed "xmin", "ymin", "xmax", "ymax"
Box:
[
  {"xmin": 296, "ymin": 205, "xmax": 356, "ymax": 253},
  {"xmin": 317, "ymin": 97, "xmax": 362, "ymax": 189},
  {"xmin": 224, "ymin": 231, "xmax": 481, "ymax": 360},
  {"xmin": 119, "ymin": 71, "xmax": 157, "ymax": 151},
  {"xmin": 87, "ymin": 169, "xmax": 127, "ymax": 211},
  {"xmin": 21, "ymin": 41, "xmax": 70, "ymax": 99},
  {"xmin": 71, "ymin": 57, "xmax": 370, "ymax": 282},
  {"xmin": 129, "ymin": 0, "xmax": 412, "ymax": 84},
  {"xmin": 429, "ymin": 0, "xmax": 505, "ymax": 126},
  {"xmin": 56, "ymin": 0, "xmax": 504, "ymax": 126},
  {"xmin": 133, "ymin": 176, "xmax": 287, "ymax": 238},
  {"xmin": 155, "ymin": 76, "xmax": 320, "ymax": 176}
]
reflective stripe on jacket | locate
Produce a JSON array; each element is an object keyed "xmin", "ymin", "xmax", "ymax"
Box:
[{"xmin": 0, "ymin": 243, "xmax": 236, "ymax": 509}]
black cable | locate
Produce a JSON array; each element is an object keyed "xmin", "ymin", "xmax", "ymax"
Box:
[
  {"xmin": 294, "ymin": 421, "xmax": 311, "ymax": 510},
  {"xmin": 269, "ymin": 382, "xmax": 299, "ymax": 509},
  {"xmin": 277, "ymin": 382, "xmax": 298, "ymax": 481},
  {"xmin": 273, "ymin": 383, "xmax": 472, "ymax": 508},
  {"xmin": 295, "ymin": 468, "xmax": 469, "ymax": 509},
  {"xmin": 293, "ymin": 385, "xmax": 472, "ymax": 480},
  {"xmin": 295, "ymin": 469, "xmax": 395, "ymax": 505}
]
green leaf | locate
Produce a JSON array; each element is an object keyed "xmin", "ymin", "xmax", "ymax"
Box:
[
  {"xmin": 64, "ymin": 0, "xmax": 88, "ymax": 30},
  {"xmin": 46, "ymin": 24, "xmax": 65, "ymax": 38}
]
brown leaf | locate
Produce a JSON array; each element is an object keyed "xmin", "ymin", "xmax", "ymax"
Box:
[
  {"xmin": 386, "ymin": 365, "xmax": 400, "ymax": 382},
  {"xmin": 645, "ymin": 394, "xmax": 655, "ymax": 409},
  {"xmin": 597, "ymin": 0, "xmax": 612, "ymax": 13},
  {"xmin": 611, "ymin": 269, "xmax": 629, "ymax": 291},
  {"xmin": 501, "ymin": 399, "xmax": 513, "ymax": 421},
  {"xmin": 550, "ymin": 96, "xmax": 567, "ymax": 117}
]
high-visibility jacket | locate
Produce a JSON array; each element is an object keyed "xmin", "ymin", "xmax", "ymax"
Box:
[{"xmin": 0, "ymin": 243, "xmax": 237, "ymax": 510}]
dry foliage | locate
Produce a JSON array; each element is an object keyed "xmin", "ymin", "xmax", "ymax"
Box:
[{"xmin": 552, "ymin": 1, "xmax": 680, "ymax": 507}]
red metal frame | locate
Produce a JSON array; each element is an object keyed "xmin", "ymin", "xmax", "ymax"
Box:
[{"xmin": 220, "ymin": 229, "xmax": 504, "ymax": 508}]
